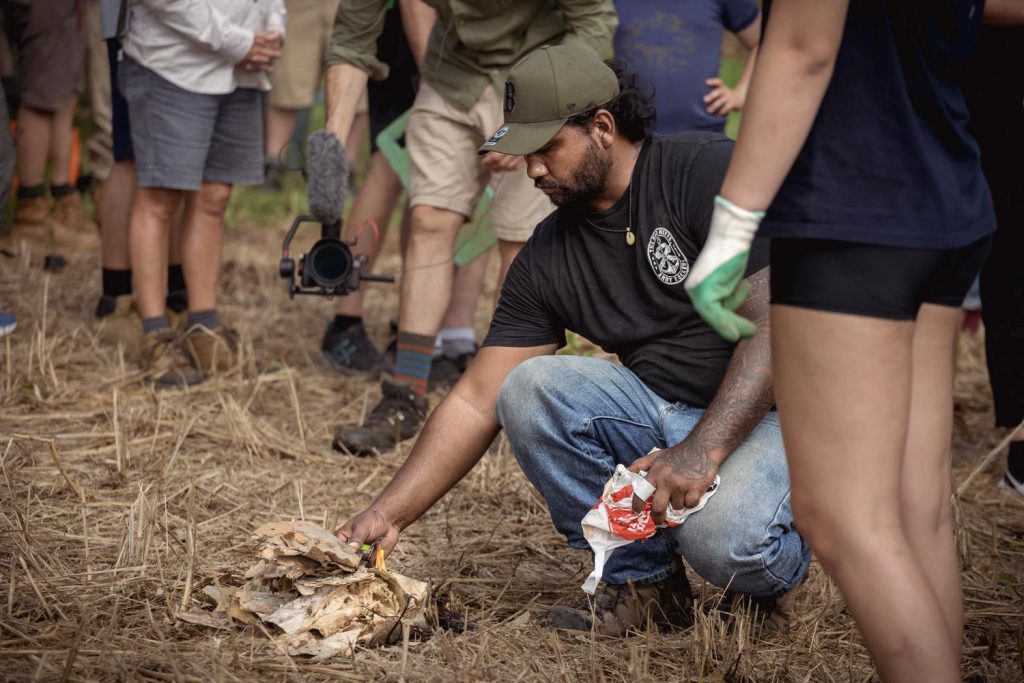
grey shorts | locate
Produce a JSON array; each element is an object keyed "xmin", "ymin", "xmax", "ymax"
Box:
[{"xmin": 119, "ymin": 57, "xmax": 263, "ymax": 190}]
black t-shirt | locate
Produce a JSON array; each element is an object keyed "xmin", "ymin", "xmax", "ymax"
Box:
[
  {"xmin": 760, "ymin": 0, "xmax": 995, "ymax": 249},
  {"xmin": 483, "ymin": 133, "xmax": 769, "ymax": 408}
]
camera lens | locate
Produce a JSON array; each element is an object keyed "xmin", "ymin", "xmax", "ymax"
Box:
[{"xmin": 307, "ymin": 239, "xmax": 353, "ymax": 287}]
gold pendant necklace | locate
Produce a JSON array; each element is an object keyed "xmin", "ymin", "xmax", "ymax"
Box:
[{"xmin": 585, "ymin": 183, "xmax": 636, "ymax": 246}]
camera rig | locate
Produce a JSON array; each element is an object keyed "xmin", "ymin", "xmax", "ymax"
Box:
[{"xmin": 279, "ymin": 216, "xmax": 394, "ymax": 298}]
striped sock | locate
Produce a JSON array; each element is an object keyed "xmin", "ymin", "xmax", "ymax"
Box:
[{"xmin": 394, "ymin": 331, "xmax": 435, "ymax": 396}]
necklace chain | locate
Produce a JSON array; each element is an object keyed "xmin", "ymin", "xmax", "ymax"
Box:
[{"xmin": 583, "ymin": 183, "xmax": 635, "ymax": 246}]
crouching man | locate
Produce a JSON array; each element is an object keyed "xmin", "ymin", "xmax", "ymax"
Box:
[{"xmin": 336, "ymin": 46, "xmax": 810, "ymax": 634}]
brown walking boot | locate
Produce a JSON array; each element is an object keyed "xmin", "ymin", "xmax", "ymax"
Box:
[
  {"xmin": 548, "ymin": 570, "xmax": 694, "ymax": 636},
  {"xmin": 184, "ymin": 324, "xmax": 238, "ymax": 376},
  {"xmin": 14, "ymin": 195, "xmax": 50, "ymax": 224},
  {"xmin": 140, "ymin": 329, "xmax": 203, "ymax": 388},
  {"xmin": 332, "ymin": 374, "xmax": 428, "ymax": 456},
  {"xmin": 95, "ymin": 294, "xmax": 142, "ymax": 356},
  {"xmin": 53, "ymin": 192, "xmax": 85, "ymax": 231}
]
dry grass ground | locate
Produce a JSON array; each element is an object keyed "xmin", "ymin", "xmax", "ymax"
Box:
[{"xmin": 0, "ymin": 218, "xmax": 1022, "ymax": 682}]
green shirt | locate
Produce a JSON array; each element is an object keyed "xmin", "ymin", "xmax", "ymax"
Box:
[{"xmin": 326, "ymin": 0, "xmax": 617, "ymax": 111}]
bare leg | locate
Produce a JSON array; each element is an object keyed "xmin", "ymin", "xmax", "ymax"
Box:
[
  {"xmin": 398, "ymin": 205, "xmax": 464, "ymax": 336},
  {"xmin": 495, "ymin": 238, "xmax": 524, "ymax": 298},
  {"xmin": 900, "ymin": 303, "xmax": 964, "ymax": 650},
  {"xmin": 48, "ymin": 96, "xmax": 77, "ymax": 187},
  {"xmin": 440, "ymin": 251, "xmax": 489, "ymax": 329},
  {"xmin": 169, "ymin": 199, "xmax": 185, "ymax": 265},
  {"xmin": 772, "ymin": 305, "xmax": 960, "ymax": 683},
  {"xmin": 334, "ymin": 151, "xmax": 404, "ymax": 317},
  {"xmin": 264, "ymin": 105, "xmax": 298, "ymax": 163},
  {"xmin": 130, "ymin": 187, "xmax": 182, "ymax": 319},
  {"xmin": 98, "ymin": 161, "xmax": 136, "ymax": 270},
  {"xmin": 346, "ymin": 110, "xmax": 369, "ymax": 165},
  {"xmin": 180, "ymin": 182, "xmax": 232, "ymax": 313},
  {"xmin": 15, "ymin": 106, "xmax": 51, "ymax": 187}
]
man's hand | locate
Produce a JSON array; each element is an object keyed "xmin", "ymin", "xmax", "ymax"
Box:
[
  {"xmin": 335, "ymin": 507, "xmax": 401, "ymax": 557},
  {"xmin": 481, "ymin": 152, "xmax": 525, "ymax": 173},
  {"xmin": 686, "ymin": 196, "xmax": 763, "ymax": 341},
  {"xmin": 239, "ymin": 30, "xmax": 283, "ymax": 72},
  {"xmin": 703, "ymin": 78, "xmax": 745, "ymax": 116},
  {"xmin": 629, "ymin": 446, "xmax": 719, "ymax": 525}
]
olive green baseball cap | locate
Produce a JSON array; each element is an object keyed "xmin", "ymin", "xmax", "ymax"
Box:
[{"xmin": 478, "ymin": 44, "xmax": 619, "ymax": 156}]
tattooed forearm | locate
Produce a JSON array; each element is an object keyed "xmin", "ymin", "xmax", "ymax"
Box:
[{"xmin": 677, "ymin": 267, "xmax": 774, "ymax": 465}]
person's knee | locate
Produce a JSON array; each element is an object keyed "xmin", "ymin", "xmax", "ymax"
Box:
[
  {"xmin": 496, "ymin": 356, "xmax": 562, "ymax": 436},
  {"xmin": 136, "ymin": 187, "xmax": 183, "ymax": 223},
  {"xmin": 196, "ymin": 183, "xmax": 232, "ymax": 216},
  {"xmin": 899, "ymin": 490, "xmax": 954, "ymax": 542},
  {"xmin": 672, "ymin": 515, "xmax": 809, "ymax": 597},
  {"xmin": 410, "ymin": 205, "xmax": 462, "ymax": 242}
]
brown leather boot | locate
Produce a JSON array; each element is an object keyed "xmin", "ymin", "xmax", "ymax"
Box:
[
  {"xmin": 332, "ymin": 374, "xmax": 428, "ymax": 456},
  {"xmin": 184, "ymin": 324, "xmax": 238, "ymax": 376},
  {"xmin": 548, "ymin": 570, "xmax": 693, "ymax": 636},
  {"xmin": 140, "ymin": 329, "xmax": 204, "ymax": 388},
  {"xmin": 14, "ymin": 195, "xmax": 50, "ymax": 224},
  {"xmin": 53, "ymin": 192, "xmax": 85, "ymax": 231},
  {"xmin": 95, "ymin": 295, "xmax": 142, "ymax": 356}
]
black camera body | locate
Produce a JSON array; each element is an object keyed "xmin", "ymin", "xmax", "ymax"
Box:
[{"xmin": 279, "ymin": 216, "xmax": 393, "ymax": 298}]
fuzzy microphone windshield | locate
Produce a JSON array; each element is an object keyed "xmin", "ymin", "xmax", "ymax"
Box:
[{"xmin": 306, "ymin": 130, "xmax": 349, "ymax": 225}]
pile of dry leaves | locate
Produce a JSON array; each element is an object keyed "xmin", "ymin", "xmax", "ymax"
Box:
[{"xmin": 178, "ymin": 520, "xmax": 431, "ymax": 660}]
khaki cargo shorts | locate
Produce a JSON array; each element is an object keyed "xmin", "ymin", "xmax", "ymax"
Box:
[
  {"xmin": 406, "ymin": 83, "xmax": 555, "ymax": 243},
  {"xmin": 268, "ymin": 0, "xmax": 339, "ymax": 109}
]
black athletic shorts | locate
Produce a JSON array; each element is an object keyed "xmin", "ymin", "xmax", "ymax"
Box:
[
  {"xmin": 769, "ymin": 235, "xmax": 993, "ymax": 320},
  {"xmin": 367, "ymin": 5, "xmax": 418, "ymax": 153}
]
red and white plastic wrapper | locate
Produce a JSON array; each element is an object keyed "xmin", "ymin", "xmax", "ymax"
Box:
[{"xmin": 580, "ymin": 462, "xmax": 720, "ymax": 594}]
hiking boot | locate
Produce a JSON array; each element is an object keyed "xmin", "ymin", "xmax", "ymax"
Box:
[
  {"xmin": 14, "ymin": 195, "xmax": 50, "ymax": 224},
  {"xmin": 719, "ymin": 576, "xmax": 806, "ymax": 633},
  {"xmin": 321, "ymin": 320, "xmax": 390, "ymax": 378},
  {"xmin": 332, "ymin": 374, "xmax": 428, "ymax": 456},
  {"xmin": 53, "ymin": 192, "xmax": 85, "ymax": 231},
  {"xmin": 95, "ymin": 294, "xmax": 142, "ymax": 356},
  {"xmin": 184, "ymin": 324, "xmax": 238, "ymax": 376},
  {"xmin": 429, "ymin": 350, "xmax": 476, "ymax": 391},
  {"xmin": 140, "ymin": 329, "xmax": 204, "ymax": 388},
  {"xmin": 548, "ymin": 570, "xmax": 693, "ymax": 636}
]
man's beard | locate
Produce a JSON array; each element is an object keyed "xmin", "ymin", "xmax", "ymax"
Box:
[{"xmin": 534, "ymin": 138, "xmax": 611, "ymax": 208}]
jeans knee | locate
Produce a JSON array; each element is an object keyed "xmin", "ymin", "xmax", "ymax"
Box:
[{"xmin": 496, "ymin": 356, "xmax": 559, "ymax": 437}]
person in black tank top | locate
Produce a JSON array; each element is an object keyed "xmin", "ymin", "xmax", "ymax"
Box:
[{"xmin": 686, "ymin": 2, "xmax": 994, "ymax": 681}]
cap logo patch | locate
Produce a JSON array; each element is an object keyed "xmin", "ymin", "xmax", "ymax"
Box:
[
  {"xmin": 565, "ymin": 102, "xmax": 576, "ymax": 113},
  {"xmin": 483, "ymin": 126, "xmax": 510, "ymax": 147},
  {"xmin": 504, "ymin": 81, "xmax": 517, "ymax": 113}
]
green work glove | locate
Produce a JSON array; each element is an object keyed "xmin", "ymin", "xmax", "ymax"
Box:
[{"xmin": 685, "ymin": 196, "xmax": 764, "ymax": 342}]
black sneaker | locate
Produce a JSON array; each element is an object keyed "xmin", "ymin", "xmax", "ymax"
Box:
[
  {"xmin": 548, "ymin": 570, "xmax": 693, "ymax": 636},
  {"xmin": 429, "ymin": 351, "xmax": 475, "ymax": 391},
  {"xmin": 332, "ymin": 374, "xmax": 428, "ymax": 456},
  {"xmin": 321, "ymin": 320, "xmax": 390, "ymax": 378}
]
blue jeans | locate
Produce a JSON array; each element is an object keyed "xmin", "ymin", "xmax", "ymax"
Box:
[{"xmin": 496, "ymin": 356, "xmax": 811, "ymax": 598}]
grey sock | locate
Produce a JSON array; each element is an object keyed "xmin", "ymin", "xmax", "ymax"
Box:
[
  {"xmin": 142, "ymin": 316, "xmax": 170, "ymax": 335},
  {"xmin": 186, "ymin": 309, "xmax": 219, "ymax": 330}
]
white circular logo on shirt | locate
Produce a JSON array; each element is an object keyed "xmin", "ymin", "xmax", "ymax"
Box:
[{"xmin": 646, "ymin": 227, "xmax": 689, "ymax": 285}]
